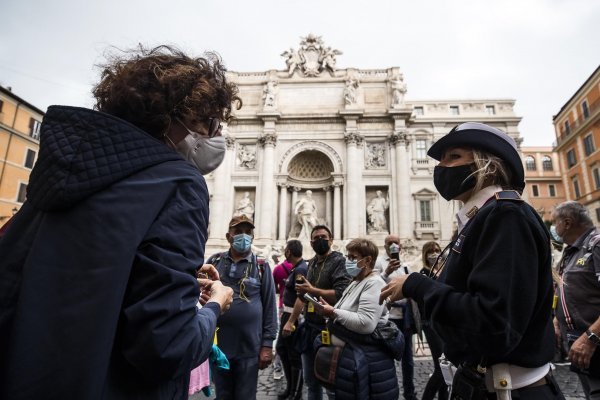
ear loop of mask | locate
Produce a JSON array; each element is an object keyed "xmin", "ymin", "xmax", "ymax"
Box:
[{"xmin": 162, "ymin": 119, "xmax": 178, "ymax": 149}]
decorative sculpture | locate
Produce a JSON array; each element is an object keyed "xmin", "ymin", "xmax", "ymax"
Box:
[
  {"xmin": 366, "ymin": 190, "xmax": 389, "ymax": 233},
  {"xmin": 237, "ymin": 145, "xmax": 257, "ymax": 169},
  {"xmin": 234, "ymin": 192, "xmax": 255, "ymax": 220},
  {"xmin": 294, "ymin": 190, "xmax": 318, "ymax": 241},
  {"xmin": 280, "ymin": 34, "xmax": 343, "ymax": 77}
]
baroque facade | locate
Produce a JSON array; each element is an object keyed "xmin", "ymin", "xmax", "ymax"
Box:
[{"xmin": 205, "ymin": 35, "xmax": 523, "ymax": 264}]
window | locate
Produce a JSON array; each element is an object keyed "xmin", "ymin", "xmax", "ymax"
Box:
[
  {"xmin": 584, "ymin": 134, "xmax": 595, "ymax": 156},
  {"xmin": 485, "ymin": 105, "xmax": 495, "ymax": 115},
  {"xmin": 564, "ymin": 120, "xmax": 571, "ymax": 136},
  {"xmin": 0, "ymin": 99, "xmax": 4, "ymax": 113},
  {"xmin": 542, "ymin": 156, "xmax": 553, "ymax": 171},
  {"xmin": 532, "ymin": 185, "xmax": 539, "ymax": 197},
  {"xmin": 413, "ymin": 106, "xmax": 424, "ymax": 116},
  {"xmin": 549, "ymin": 184, "xmax": 556, "ymax": 197},
  {"xmin": 566, "ymin": 149, "xmax": 577, "ymax": 168},
  {"xmin": 582, "ymin": 100, "xmax": 590, "ymax": 119},
  {"xmin": 449, "ymin": 105, "xmax": 460, "ymax": 115},
  {"xmin": 29, "ymin": 118, "xmax": 41, "ymax": 140},
  {"xmin": 525, "ymin": 156, "xmax": 536, "ymax": 171},
  {"xmin": 596, "ymin": 208, "xmax": 600, "ymax": 223},
  {"xmin": 415, "ymin": 139, "xmax": 427, "ymax": 159},
  {"xmin": 24, "ymin": 149, "xmax": 36, "ymax": 168},
  {"xmin": 420, "ymin": 200, "xmax": 432, "ymax": 222},
  {"xmin": 573, "ymin": 177, "xmax": 581, "ymax": 199},
  {"xmin": 594, "ymin": 167, "xmax": 600, "ymax": 190},
  {"xmin": 17, "ymin": 183, "xmax": 27, "ymax": 203}
]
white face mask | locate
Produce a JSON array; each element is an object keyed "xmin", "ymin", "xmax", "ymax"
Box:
[{"xmin": 176, "ymin": 133, "xmax": 226, "ymax": 175}]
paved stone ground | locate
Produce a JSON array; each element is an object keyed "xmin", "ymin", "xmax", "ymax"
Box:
[{"xmin": 190, "ymin": 358, "xmax": 587, "ymax": 399}]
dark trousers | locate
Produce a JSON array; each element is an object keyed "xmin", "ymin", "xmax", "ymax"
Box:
[
  {"xmin": 484, "ymin": 374, "xmax": 565, "ymax": 399},
  {"xmin": 422, "ymin": 324, "xmax": 448, "ymax": 400},
  {"xmin": 213, "ymin": 356, "xmax": 259, "ymax": 400},
  {"xmin": 391, "ymin": 318, "xmax": 417, "ymax": 400},
  {"xmin": 276, "ymin": 311, "xmax": 303, "ymax": 399}
]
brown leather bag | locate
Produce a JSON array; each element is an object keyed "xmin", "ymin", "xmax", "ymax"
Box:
[{"xmin": 313, "ymin": 345, "xmax": 343, "ymax": 389}]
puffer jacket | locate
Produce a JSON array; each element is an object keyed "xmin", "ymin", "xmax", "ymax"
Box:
[{"xmin": 0, "ymin": 106, "xmax": 218, "ymax": 400}]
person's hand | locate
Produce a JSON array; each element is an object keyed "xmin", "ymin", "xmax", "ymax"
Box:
[
  {"xmin": 385, "ymin": 259, "xmax": 401, "ymax": 276},
  {"xmin": 282, "ymin": 320, "xmax": 296, "ymax": 337},
  {"xmin": 317, "ymin": 296, "xmax": 335, "ymax": 319},
  {"xmin": 379, "ymin": 275, "xmax": 409, "ymax": 305},
  {"xmin": 199, "ymin": 279, "xmax": 233, "ymax": 314},
  {"xmin": 197, "ymin": 264, "xmax": 220, "ymax": 281},
  {"xmin": 258, "ymin": 346, "xmax": 273, "ymax": 369},
  {"xmin": 568, "ymin": 333, "xmax": 596, "ymax": 369},
  {"xmin": 295, "ymin": 275, "xmax": 313, "ymax": 296}
]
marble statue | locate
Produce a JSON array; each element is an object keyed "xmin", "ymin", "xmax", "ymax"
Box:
[
  {"xmin": 367, "ymin": 190, "xmax": 389, "ymax": 233},
  {"xmin": 234, "ymin": 192, "xmax": 255, "ymax": 220},
  {"xmin": 294, "ymin": 190, "xmax": 318, "ymax": 241},
  {"xmin": 344, "ymin": 77, "xmax": 359, "ymax": 105},
  {"xmin": 391, "ymin": 73, "xmax": 407, "ymax": 108},
  {"xmin": 263, "ymin": 80, "xmax": 278, "ymax": 108}
]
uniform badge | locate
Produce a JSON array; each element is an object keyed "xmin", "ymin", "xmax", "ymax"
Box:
[{"xmin": 452, "ymin": 234, "xmax": 466, "ymax": 254}]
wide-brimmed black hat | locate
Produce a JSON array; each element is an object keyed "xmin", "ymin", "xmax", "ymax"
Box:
[{"xmin": 427, "ymin": 122, "xmax": 525, "ymax": 191}]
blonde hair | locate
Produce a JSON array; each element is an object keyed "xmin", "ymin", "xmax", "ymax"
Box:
[{"xmin": 469, "ymin": 149, "xmax": 513, "ymax": 193}]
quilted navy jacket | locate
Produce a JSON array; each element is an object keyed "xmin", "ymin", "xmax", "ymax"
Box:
[{"xmin": 0, "ymin": 106, "xmax": 218, "ymax": 399}]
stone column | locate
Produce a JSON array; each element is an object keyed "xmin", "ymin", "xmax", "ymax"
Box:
[
  {"xmin": 333, "ymin": 182, "xmax": 342, "ymax": 239},
  {"xmin": 209, "ymin": 135, "xmax": 235, "ymax": 239},
  {"xmin": 257, "ymin": 132, "xmax": 277, "ymax": 239},
  {"xmin": 325, "ymin": 186, "xmax": 332, "ymax": 227},
  {"xmin": 278, "ymin": 183, "xmax": 288, "ymax": 241},
  {"xmin": 345, "ymin": 131, "xmax": 363, "ymax": 238},
  {"xmin": 391, "ymin": 129, "xmax": 412, "ymax": 239}
]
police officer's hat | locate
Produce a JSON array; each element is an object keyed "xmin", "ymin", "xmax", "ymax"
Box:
[{"xmin": 427, "ymin": 122, "xmax": 525, "ymax": 192}]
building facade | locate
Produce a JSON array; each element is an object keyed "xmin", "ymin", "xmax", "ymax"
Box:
[
  {"xmin": 0, "ymin": 86, "xmax": 43, "ymax": 226},
  {"xmin": 521, "ymin": 146, "xmax": 566, "ymax": 223},
  {"xmin": 553, "ymin": 66, "xmax": 600, "ymax": 223},
  {"xmin": 204, "ymin": 35, "xmax": 524, "ymax": 264}
]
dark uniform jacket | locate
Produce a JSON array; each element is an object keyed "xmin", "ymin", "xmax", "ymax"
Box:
[
  {"xmin": 403, "ymin": 193, "xmax": 555, "ymax": 368},
  {"xmin": 0, "ymin": 106, "xmax": 218, "ymax": 400}
]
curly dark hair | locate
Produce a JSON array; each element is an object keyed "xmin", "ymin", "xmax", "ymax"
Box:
[{"xmin": 92, "ymin": 45, "xmax": 242, "ymax": 138}]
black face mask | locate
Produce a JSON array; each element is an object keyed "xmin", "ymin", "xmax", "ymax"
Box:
[
  {"xmin": 311, "ymin": 238, "xmax": 331, "ymax": 255},
  {"xmin": 434, "ymin": 164, "xmax": 476, "ymax": 201}
]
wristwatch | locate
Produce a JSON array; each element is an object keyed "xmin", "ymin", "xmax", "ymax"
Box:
[{"xmin": 586, "ymin": 330, "xmax": 600, "ymax": 346}]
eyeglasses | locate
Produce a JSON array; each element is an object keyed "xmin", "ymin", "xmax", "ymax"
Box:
[
  {"xmin": 206, "ymin": 117, "xmax": 223, "ymax": 138},
  {"xmin": 178, "ymin": 117, "xmax": 222, "ymax": 139}
]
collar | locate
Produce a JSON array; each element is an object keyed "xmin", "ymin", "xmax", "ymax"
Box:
[
  {"xmin": 456, "ymin": 185, "xmax": 503, "ymax": 233},
  {"xmin": 226, "ymin": 250, "xmax": 253, "ymax": 263},
  {"xmin": 568, "ymin": 228, "xmax": 597, "ymax": 250}
]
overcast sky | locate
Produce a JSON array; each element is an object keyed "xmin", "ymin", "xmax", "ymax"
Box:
[{"xmin": 1, "ymin": 0, "xmax": 599, "ymax": 146}]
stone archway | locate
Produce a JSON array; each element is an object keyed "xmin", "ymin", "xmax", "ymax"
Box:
[{"xmin": 286, "ymin": 150, "xmax": 335, "ymax": 240}]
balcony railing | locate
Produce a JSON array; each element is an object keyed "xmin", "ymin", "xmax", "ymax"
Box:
[
  {"xmin": 556, "ymin": 97, "xmax": 600, "ymax": 146},
  {"xmin": 414, "ymin": 220, "xmax": 440, "ymax": 239}
]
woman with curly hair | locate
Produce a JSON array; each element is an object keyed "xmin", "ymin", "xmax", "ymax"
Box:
[{"xmin": 0, "ymin": 45, "xmax": 240, "ymax": 399}]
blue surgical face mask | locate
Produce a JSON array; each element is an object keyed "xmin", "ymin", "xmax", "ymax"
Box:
[
  {"xmin": 232, "ymin": 233, "xmax": 253, "ymax": 253},
  {"xmin": 345, "ymin": 257, "xmax": 366, "ymax": 278},
  {"xmin": 550, "ymin": 225, "xmax": 563, "ymax": 244}
]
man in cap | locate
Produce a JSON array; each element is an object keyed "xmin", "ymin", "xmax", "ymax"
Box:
[
  {"xmin": 381, "ymin": 122, "xmax": 565, "ymax": 399},
  {"xmin": 552, "ymin": 201, "xmax": 600, "ymax": 399},
  {"xmin": 206, "ymin": 215, "xmax": 278, "ymax": 400}
]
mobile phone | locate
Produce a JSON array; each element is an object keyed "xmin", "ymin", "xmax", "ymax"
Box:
[{"xmin": 303, "ymin": 293, "xmax": 323, "ymax": 308}]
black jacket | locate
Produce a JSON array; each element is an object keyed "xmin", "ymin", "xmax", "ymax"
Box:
[
  {"xmin": 404, "ymin": 195, "xmax": 555, "ymax": 367},
  {"xmin": 0, "ymin": 106, "xmax": 218, "ymax": 399}
]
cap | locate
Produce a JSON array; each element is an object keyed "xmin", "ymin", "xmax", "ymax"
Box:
[
  {"xmin": 427, "ymin": 122, "xmax": 525, "ymax": 192},
  {"xmin": 228, "ymin": 214, "xmax": 255, "ymax": 229}
]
